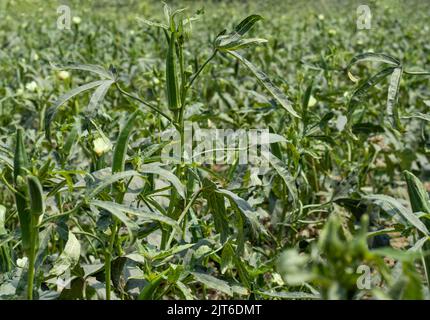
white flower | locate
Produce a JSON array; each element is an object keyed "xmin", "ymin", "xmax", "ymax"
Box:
[
  {"xmin": 272, "ymin": 273, "xmax": 285, "ymax": 286},
  {"xmin": 17, "ymin": 257, "xmax": 28, "ymax": 268},
  {"xmin": 93, "ymin": 137, "xmax": 112, "ymax": 156},
  {"xmin": 308, "ymin": 95, "xmax": 317, "ymax": 107},
  {"xmin": 318, "ymin": 14, "xmax": 325, "ymax": 21},
  {"xmin": 72, "ymin": 16, "xmax": 82, "ymax": 24},
  {"xmin": 25, "ymin": 81, "xmax": 38, "ymax": 92},
  {"xmin": 57, "ymin": 70, "xmax": 70, "ymax": 80}
]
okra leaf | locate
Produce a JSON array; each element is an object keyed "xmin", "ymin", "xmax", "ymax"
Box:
[
  {"xmin": 347, "ymin": 52, "xmax": 400, "ymax": 81},
  {"xmin": 363, "ymin": 194, "xmax": 429, "ymax": 235},
  {"xmin": 53, "ymin": 64, "xmax": 113, "ymax": 80},
  {"xmin": 45, "ymin": 80, "xmax": 106, "ymax": 140},
  {"xmin": 86, "ymin": 170, "xmax": 141, "ymax": 198},
  {"xmin": 90, "ymin": 200, "xmax": 139, "ymax": 242},
  {"xmin": 227, "ymin": 50, "xmax": 300, "ymax": 119},
  {"xmin": 0, "ymin": 153, "xmax": 13, "ymax": 170},
  {"xmin": 112, "ymin": 111, "xmax": 140, "ymax": 174},
  {"xmin": 90, "ymin": 200, "xmax": 180, "ymax": 233},
  {"xmin": 216, "ymin": 35, "xmax": 267, "ymax": 51},
  {"xmin": 402, "ymin": 112, "xmax": 430, "ymax": 122},
  {"xmin": 62, "ymin": 120, "xmax": 80, "ymax": 161},
  {"xmin": 234, "ymin": 14, "xmax": 263, "ymax": 36},
  {"xmin": 257, "ymin": 290, "xmax": 320, "ymax": 300},
  {"xmin": 347, "ymin": 67, "xmax": 395, "ymax": 121},
  {"xmin": 264, "ymin": 153, "xmax": 298, "ymax": 203},
  {"xmin": 191, "ymin": 272, "xmax": 233, "ymax": 297},
  {"xmin": 202, "ymin": 179, "xmax": 229, "ymax": 243},
  {"xmin": 216, "ymin": 188, "xmax": 266, "ymax": 236},
  {"xmin": 50, "ymin": 231, "xmax": 81, "ymax": 277},
  {"xmin": 87, "ymin": 79, "xmax": 115, "ymax": 113},
  {"xmin": 53, "ymin": 64, "xmax": 114, "ymax": 80},
  {"xmin": 386, "ymin": 67, "xmax": 403, "ymax": 129},
  {"xmin": 137, "ymin": 17, "xmax": 168, "ymax": 30},
  {"xmin": 140, "ymin": 163, "xmax": 185, "ymax": 199},
  {"xmin": 176, "ymin": 281, "xmax": 194, "ymax": 300}
]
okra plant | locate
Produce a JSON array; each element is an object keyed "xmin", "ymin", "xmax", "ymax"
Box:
[{"xmin": 1, "ymin": 0, "xmax": 430, "ymax": 300}]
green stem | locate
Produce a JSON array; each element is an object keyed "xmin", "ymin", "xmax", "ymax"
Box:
[
  {"xmin": 115, "ymin": 83, "xmax": 177, "ymax": 128},
  {"xmin": 27, "ymin": 220, "xmax": 37, "ymax": 300},
  {"xmin": 104, "ymin": 250, "xmax": 112, "ymax": 300},
  {"xmin": 27, "ymin": 247, "xmax": 35, "ymax": 299},
  {"xmin": 178, "ymin": 49, "xmax": 217, "ymax": 125},
  {"xmin": 188, "ymin": 50, "xmax": 218, "ymax": 90},
  {"xmin": 40, "ymin": 204, "xmax": 81, "ymax": 226},
  {"xmin": 105, "ymin": 220, "xmax": 118, "ymax": 300},
  {"xmin": 404, "ymin": 70, "xmax": 430, "ymax": 76},
  {"xmin": 166, "ymin": 189, "xmax": 202, "ymax": 249}
]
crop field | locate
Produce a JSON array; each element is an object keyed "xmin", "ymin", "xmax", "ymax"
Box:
[{"xmin": 1, "ymin": 0, "xmax": 430, "ymax": 301}]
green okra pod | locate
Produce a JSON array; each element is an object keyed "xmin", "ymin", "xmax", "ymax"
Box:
[
  {"xmin": 404, "ymin": 170, "xmax": 430, "ymax": 217},
  {"xmin": 166, "ymin": 30, "xmax": 181, "ymax": 112},
  {"xmin": 13, "ymin": 128, "xmax": 31, "ymax": 253}
]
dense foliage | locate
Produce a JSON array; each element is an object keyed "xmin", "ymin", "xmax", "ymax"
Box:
[{"xmin": 1, "ymin": 0, "xmax": 430, "ymax": 300}]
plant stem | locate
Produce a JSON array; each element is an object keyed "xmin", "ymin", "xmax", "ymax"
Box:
[
  {"xmin": 404, "ymin": 70, "xmax": 430, "ymax": 76},
  {"xmin": 115, "ymin": 83, "xmax": 177, "ymax": 128},
  {"xmin": 188, "ymin": 50, "xmax": 218, "ymax": 90},
  {"xmin": 105, "ymin": 220, "xmax": 118, "ymax": 300},
  {"xmin": 104, "ymin": 250, "xmax": 112, "ymax": 300},
  {"xmin": 165, "ymin": 188, "xmax": 202, "ymax": 249},
  {"xmin": 27, "ymin": 221, "xmax": 37, "ymax": 300},
  {"xmin": 27, "ymin": 251, "xmax": 35, "ymax": 300},
  {"xmin": 177, "ymin": 49, "xmax": 218, "ymax": 125}
]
